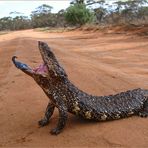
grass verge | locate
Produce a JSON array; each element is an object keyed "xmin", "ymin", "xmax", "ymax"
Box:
[{"xmin": 34, "ymin": 27, "xmax": 77, "ymax": 33}]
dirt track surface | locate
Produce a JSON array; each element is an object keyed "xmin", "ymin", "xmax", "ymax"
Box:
[{"xmin": 0, "ymin": 29, "xmax": 148, "ymax": 147}]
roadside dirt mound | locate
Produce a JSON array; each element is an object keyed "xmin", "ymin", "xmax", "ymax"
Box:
[
  {"xmin": 0, "ymin": 29, "xmax": 148, "ymax": 147},
  {"xmin": 80, "ymin": 24, "xmax": 148, "ymax": 36},
  {"xmin": 113, "ymin": 24, "xmax": 148, "ymax": 36}
]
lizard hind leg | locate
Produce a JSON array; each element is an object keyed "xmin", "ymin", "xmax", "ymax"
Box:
[{"xmin": 138, "ymin": 99, "xmax": 148, "ymax": 118}]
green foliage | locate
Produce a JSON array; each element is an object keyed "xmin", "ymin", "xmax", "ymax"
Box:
[
  {"xmin": 31, "ymin": 4, "xmax": 56, "ymax": 28},
  {"xmin": 112, "ymin": 0, "xmax": 148, "ymax": 23},
  {"xmin": 87, "ymin": 0, "xmax": 148, "ymax": 25},
  {"xmin": 0, "ymin": 16, "xmax": 31, "ymax": 31},
  {"xmin": 0, "ymin": 4, "xmax": 66, "ymax": 31},
  {"xmin": 65, "ymin": 4, "xmax": 94, "ymax": 25},
  {"xmin": 31, "ymin": 4, "xmax": 53, "ymax": 15},
  {"xmin": 31, "ymin": 4, "xmax": 67, "ymax": 28},
  {"xmin": 0, "ymin": 1, "xmax": 147, "ymax": 31},
  {"xmin": 94, "ymin": 7, "xmax": 108, "ymax": 22},
  {"xmin": 70, "ymin": 0, "xmax": 85, "ymax": 5}
]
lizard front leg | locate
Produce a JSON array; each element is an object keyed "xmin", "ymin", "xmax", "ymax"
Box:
[
  {"xmin": 38, "ymin": 102, "xmax": 55, "ymax": 127},
  {"xmin": 50, "ymin": 103, "xmax": 68, "ymax": 135}
]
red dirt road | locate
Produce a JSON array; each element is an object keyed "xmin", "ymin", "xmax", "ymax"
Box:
[{"xmin": 0, "ymin": 30, "xmax": 148, "ymax": 147}]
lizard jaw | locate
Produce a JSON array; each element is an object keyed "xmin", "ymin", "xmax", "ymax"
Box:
[{"xmin": 12, "ymin": 56, "xmax": 48, "ymax": 76}]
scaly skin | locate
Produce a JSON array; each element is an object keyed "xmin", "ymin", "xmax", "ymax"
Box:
[{"xmin": 12, "ymin": 41, "xmax": 148, "ymax": 135}]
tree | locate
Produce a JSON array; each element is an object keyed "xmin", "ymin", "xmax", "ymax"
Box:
[
  {"xmin": 70, "ymin": 0, "xmax": 85, "ymax": 5},
  {"xmin": 56, "ymin": 9, "xmax": 67, "ymax": 27},
  {"xmin": 65, "ymin": 3, "xmax": 94, "ymax": 26},
  {"xmin": 86, "ymin": 0, "xmax": 105, "ymax": 6},
  {"xmin": 0, "ymin": 15, "xmax": 31, "ymax": 31},
  {"xmin": 12, "ymin": 16, "xmax": 31, "ymax": 30},
  {"xmin": 31, "ymin": 4, "xmax": 57, "ymax": 28},
  {"xmin": 114, "ymin": 0, "xmax": 148, "ymax": 24},
  {"xmin": 87, "ymin": 0, "xmax": 107, "ymax": 23},
  {"xmin": 31, "ymin": 4, "xmax": 53, "ymax": 15},
  {"xmin": 94, "ymin": 7, "xmax": 108, "ymax": 23},
  {"xmin": 0, "ymin": 17, "xmax": 13, "ymax": 30},
  {"xmin": 137, "ymin": 6, "xmax": 148, "ymax": 20}
]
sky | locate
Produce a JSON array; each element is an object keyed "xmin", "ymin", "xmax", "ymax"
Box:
[
  {"xmin": 0, "ymin": 0, "xmax": 130, "ymax": 18},
  {"xmin": 0, "ymin": 0, "xmax": 70, "ymax": 18}
]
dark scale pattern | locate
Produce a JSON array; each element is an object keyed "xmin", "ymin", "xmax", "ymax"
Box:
[{"xmin": 12, "ymin": 41, "xmax": 148, "ymax": 135}]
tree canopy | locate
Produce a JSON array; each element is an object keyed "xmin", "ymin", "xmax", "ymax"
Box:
[
  {"xmin": 65, "ymin": 3, "xmax": 94, "ymax": 25},
  {"xmin": 0, "ymin": 1, "xmax": 147, "ymax": 31}
]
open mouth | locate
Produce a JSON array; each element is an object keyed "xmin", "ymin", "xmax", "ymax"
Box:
[
  {"xmin": 12, "ymin": 56, "xmax": 48, "ymax": 76},
  {"xmin": 33, "ymin": 63, "xmax": 48, "ymax": 75}
]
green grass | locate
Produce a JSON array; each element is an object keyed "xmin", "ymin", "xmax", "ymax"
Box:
[{"xmin": 34, "ymin": 27, "xmax": 76, "ymax": 33}]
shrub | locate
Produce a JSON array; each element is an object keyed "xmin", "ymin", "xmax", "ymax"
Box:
[{"xmin": 64, "ymin": 4, "xmax": 94, "ymax": 26}]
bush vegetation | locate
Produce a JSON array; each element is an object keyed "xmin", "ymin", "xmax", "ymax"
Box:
[
  {"xmin": 64, "ymin": 4, "xmax": 94, "ymax": 26},
  {"xmin": 0, "ymin": 0, "xmax": 147, "ymax": 31}
]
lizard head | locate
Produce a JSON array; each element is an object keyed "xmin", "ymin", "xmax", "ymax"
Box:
[
  {"xmin": 12, "ymin": 41, "xmax": 67, "ymax": 86},
  {"xmin": 38, "ymin": 41, "xmax": 67, "ymax": 81}
]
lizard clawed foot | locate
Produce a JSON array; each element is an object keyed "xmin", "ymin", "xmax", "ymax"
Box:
[
  {"xmin": 38, "ymin": 119, "xmax": 49, "ymax": 127},
  {"xmin": 138, "ymin": 111, "xmax": 148, "ymax": 118},
  {"xmin": 50, "ymin": 128, "xmax": 61, "ymax": 135}
]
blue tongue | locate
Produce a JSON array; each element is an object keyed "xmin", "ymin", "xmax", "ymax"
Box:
[
  {"xmin": 12, "ymin": 56, "xmax": 32, "ymax": 70},
  {"xmin": 16, "ymin": 62, "xmax": 30, "ymax": 70}
]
